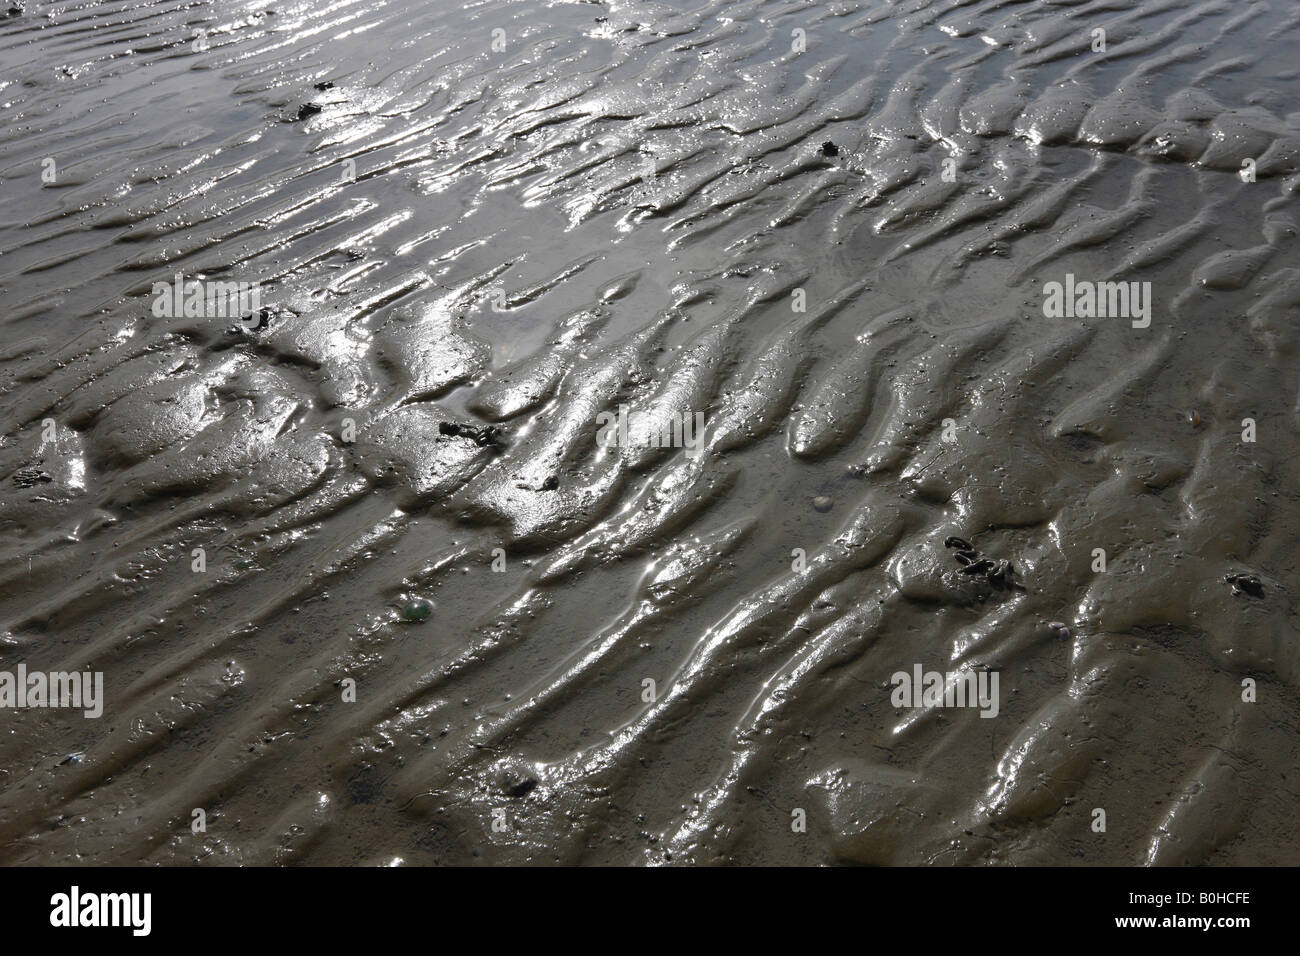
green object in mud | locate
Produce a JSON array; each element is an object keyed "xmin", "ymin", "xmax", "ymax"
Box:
[{"xmin": 402, "ymin": 599, "xmax": 433, "ymax": 621}]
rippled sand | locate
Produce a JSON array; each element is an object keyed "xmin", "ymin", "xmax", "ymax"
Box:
[{"xmin": 1, "ymin": 0, "xmax": 1298, "ymax": 865}]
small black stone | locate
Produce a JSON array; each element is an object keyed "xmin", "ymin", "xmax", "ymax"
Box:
[
  {"xmin": 314, "ymin": 81, "xmax": 334, "ymax": 91},
  {"xmin": 819, "ymin": 141, "xmax": 839, "ymax": 157},
  {"xmin": 296, "ymin": 103, "xmax": 322, "ymax": 120},
  {"xmin": 541, "ymin": 475, "xmax": 559, "ymax": 491},
  {"xmin": 506, "ymin": 778, "xmax": 538, "ymax": 799}
]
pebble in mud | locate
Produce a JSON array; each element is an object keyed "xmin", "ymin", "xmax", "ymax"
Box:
[
  {"xmin": 296, "ymin": 103, "xmax": 322, "ymax": 120},
  {"xmin": 819, "ymin": 141, "xmax": 839, "ymax": 157},
  {"xmin": 401, "ymin": 599, "xmax": 433, "ymax": 621},
  {"xmin": 505, "ymin": 777, "xmax": 538, "ymax": 799},
  {"xmin": 226, "ymin": 309, "xmax": 271, "ymax": 334},
  {"xmin": 812, "ymin": 495, "xmax": 833, "ymax": 512}
]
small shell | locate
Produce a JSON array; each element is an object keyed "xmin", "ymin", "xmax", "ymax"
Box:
[
  {"xmin": 1047, "ymin": 620, "xmax": 1070, "ymax": 639},
  {"xmin": 1189, "ymin": 410, "xmax": 1202, "ymax": 427},
  {"xmin": 812, "ymin": 495, "xmax": 833, "ymax": 513}
]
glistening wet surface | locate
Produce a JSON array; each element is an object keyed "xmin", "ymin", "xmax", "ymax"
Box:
[{"xmin": 1, "ymin": 0, "xmax": 1298, "ymax": 865}]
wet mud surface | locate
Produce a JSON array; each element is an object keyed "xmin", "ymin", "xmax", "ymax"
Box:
[{"xmin": 1, "ymin": 0, "xmax": 1298, "ymax": 865}]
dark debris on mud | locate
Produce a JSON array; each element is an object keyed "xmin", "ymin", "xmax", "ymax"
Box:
[
  {"xmin": 945, "ymin": 535, "xmax": 1023, "ymax": 592},
  {"xmin": 438, "ymin": 420, "xmax": 503, "ymax": 448},
  {"xmin": 1226, "ymin": 573, "xmax": 1264, "ymax": 598}
]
